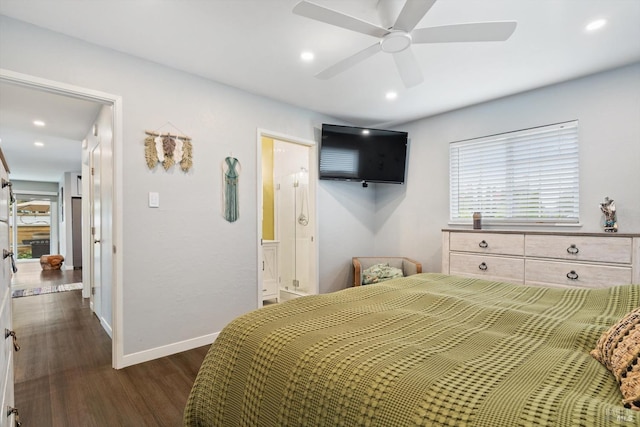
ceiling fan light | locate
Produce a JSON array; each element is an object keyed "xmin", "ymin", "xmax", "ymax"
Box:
[
  {"xmin": 294, "ymin": 0, "xmax": 516, "ymax": 88},
  {"xmin": 381, "ymin": 31, "xmax": 412, "ymax": 53}
]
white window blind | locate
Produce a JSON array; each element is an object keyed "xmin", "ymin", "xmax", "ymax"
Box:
[{"xmin": 450, "ymin": 121, "xmax": 579, "ymax": 224}]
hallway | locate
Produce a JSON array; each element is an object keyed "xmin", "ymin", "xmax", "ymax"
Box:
[
  {"xmin": 11, "ymin": 263, "xmax": 209, "ymax": 426},
  {"xmin": 10, "ymin": 260, "xmax": 82, "ymax": 291}
]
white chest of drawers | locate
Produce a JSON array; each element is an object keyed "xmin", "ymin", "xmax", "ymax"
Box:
[
  {"xmin": 442, "ymin": 229, "xmax": 640, "ymax": 289},
  {"xmin": 0, "ymin": 148, "xmax": 16, "ymax": 425}
]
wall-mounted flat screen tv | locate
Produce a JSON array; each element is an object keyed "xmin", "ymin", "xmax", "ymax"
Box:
[{"xmin": 319, "ymin": 123, "xmax": 408, "ymax": 185}]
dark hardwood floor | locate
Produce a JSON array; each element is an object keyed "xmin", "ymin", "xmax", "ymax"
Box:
[
  {"xmin": 12, "ymin": 263, "xmax": 209, "ymax": 426},
  {"xmin": 11, "ymin": 261, "xmax": 83, "ymax": 290}
]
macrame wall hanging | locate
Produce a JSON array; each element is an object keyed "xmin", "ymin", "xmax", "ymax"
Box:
[
  {"xmin": 144, "ymin": 127, "xmax": 193, "ymax": 172},
  {"xmin": 222, "ymin": 156, "xmax": 240, "ymax": 222}
]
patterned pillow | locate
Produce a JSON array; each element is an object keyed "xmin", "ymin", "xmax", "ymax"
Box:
[
  {"xmin": 590, "ymin": 307, "xmax": 640, "ymax": 411},
  {"xmin": 362, "ymin": 263, "xmax": 404, "ymax": 285}
]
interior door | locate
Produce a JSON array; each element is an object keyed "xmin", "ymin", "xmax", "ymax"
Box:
[
  {"xmin": 71, "ymin": 197, "xmax": 82, "ymax": 268},
  {"xmin": 90, "ymin": 143, "xmax": 102, "ymax": 319}
]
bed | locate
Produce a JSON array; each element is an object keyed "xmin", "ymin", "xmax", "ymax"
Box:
[{"xmin": 184, "ymin": 273, "xmax": 639, "ymax": 426}]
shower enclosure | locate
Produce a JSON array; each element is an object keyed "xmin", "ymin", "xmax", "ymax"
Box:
[{"xmin": 272, "ymin": 139, "xmax": 316, "ymax": 300}]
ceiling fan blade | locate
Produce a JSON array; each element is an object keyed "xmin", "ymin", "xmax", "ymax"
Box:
[
  {"xmin": 393, "ymin": 0, "xmax": 437, "ymax": 32},
  {"xmin": 315, "ymin": 43, "xmax": 382, "ymax": 80},
  {"xmin": 392, "ymin": 48, "xmax": 424, "ymax": 88},
  {"xmin": 293, "ymin": 1, "xmax": 389, "ymax": 38},
  {"xmin": 412, "ymin": 22, "xmax": 517, "ymax": 43}
]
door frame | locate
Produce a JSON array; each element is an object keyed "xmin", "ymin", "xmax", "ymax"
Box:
[
  {"xmin": 71, "ymin": 197, "xmax": 82, "ymax": 269},
  {"xmin": 88, "ymin": 142, "xmax": 102, "ymax": 323},
  {"xmin": 256, "ymin": 128, "xmax": 319, "ymax": 307},
  {"xmin": 0, "ymin": 68, "xmax": 124, "ymax": 369}
]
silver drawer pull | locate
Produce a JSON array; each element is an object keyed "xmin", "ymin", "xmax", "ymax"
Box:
[
  {"xmin": 7, "ymin": 406, "xmax": 21, "ymax": 427},
  {"xmin": 2, "ymin": 178, "xmax": 15, "ymax": 203},
  {"xmin": 3, "ymin": 249, "xmax": 18, "ymax": 273},
  {"xmin": 5, "ymin": 329, "xmax": 20, "ymax": 351},
  {"xmin": 566, "ymin": 270, "xmax": 579, "ymax": 280},
  {"xmin": 566, "ymin": 244, "xmax": 579, "ymax": 255},
  {"xmin": 478, "ymin": 262, "xmax": 488, "ymax": 271},
  {"xmin": 479, "ymin": 240, "xmax": 488, "ymax": 248}
]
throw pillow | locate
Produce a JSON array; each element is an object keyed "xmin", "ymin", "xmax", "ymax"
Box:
[
  {"xmin": 362, "ymin": 263, "xmax": 404, "ymax": 285},
  {"xmin": 590, "ymin": 306, "xmax": 640, "ymax": 411}
]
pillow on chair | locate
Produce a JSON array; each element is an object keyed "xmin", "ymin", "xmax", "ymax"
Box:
[{"xmin": 362, "ymin": 263, "xmax": 404, "ymax": 285}]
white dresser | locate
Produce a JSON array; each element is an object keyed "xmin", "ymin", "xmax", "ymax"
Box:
[
  {"xmin": 0, "ymin": 149, "xmax": 18, "ymax": 427},
  {"xmin": 442, "ymin": 229, "xmax": 640, "ymax": 289}
]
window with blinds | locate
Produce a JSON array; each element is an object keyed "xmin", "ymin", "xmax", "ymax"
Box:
[{"xmin": 449, "ymin": 121, "xmax": 579, "ymax": 224}]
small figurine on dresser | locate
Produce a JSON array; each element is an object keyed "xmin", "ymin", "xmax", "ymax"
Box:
[{"xmin": 599, "ymin": 196, "xmax": 618, "ymax": 232}]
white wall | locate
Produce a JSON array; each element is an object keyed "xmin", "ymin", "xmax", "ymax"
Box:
[
  {"xmin": 318, "ymin": 180, "xmax": 377, "ymax": 292},
  {"xmin": 10, "ymin": 180, "xmax": 59, "ymax": 194},
  {"xmin": 0, "ymin": 16, "xmax": 377, "ymax": 361},
  {"xmin": 375, "ymin": 63, "xmax": 640, "ymax": 273}
]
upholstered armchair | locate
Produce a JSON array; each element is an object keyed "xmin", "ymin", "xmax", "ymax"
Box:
[{"xmin": 352, "ymin": 257, "xmax": 422, "ymax": 287}]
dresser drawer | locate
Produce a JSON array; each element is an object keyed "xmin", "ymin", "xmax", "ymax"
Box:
[
  {"xmin": 525, "ymin": 259, "xmax": 632, "ymax": 289},
  {"xmin": 0, "ymin": 288, "xmax": 11, "ymax": 387},
  {"xmin": 0, "ymin": 163, "xmax": 8, "ymax": 223},
  {"xmin": 1, "ymin": 346, "xmax": 14, "ymax": 427},
  {"xmin": 450, "ymin": 253, "xmax": 524, "ymax": 284},
  {"xmin": 450, "ymin": 232, "xmax": 524, "ymax": 256},
  {"xmin": 0, "ymin": 222, "xmax": 9, "ymax": 298},
  {"xmin": 525, "ymin": 235, "xmax": 632, "ymax": 264}
]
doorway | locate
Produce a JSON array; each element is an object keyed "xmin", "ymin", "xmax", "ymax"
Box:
[
  {"xmin": 0, "ymin": 69, "xmax": 123, "ymax": 368},
  {"xmin": 10, "ymin": 192, "xmax": 57, "ymax": 262},
  {"xmin": 257, "ymin": 129, "xmax": 318, "ymax": 306}
]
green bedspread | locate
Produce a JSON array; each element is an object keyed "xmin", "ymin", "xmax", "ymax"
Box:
[{"xmin": 184, "ymin": 273, "xmax": 639, "ymax": 426}]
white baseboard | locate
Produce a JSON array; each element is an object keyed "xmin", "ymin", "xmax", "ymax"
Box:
[
  {"xmin": 100, "ymin": 317, "xmax": 113, "ymax": 339},
  {"xmin": 119, "ymin": 332, "xmax": 219, "ymax": 368}
]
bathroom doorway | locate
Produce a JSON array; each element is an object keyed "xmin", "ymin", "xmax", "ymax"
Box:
[{"xmin": 258, "ymin": 130, "xmax": 318, "ymax": 306}]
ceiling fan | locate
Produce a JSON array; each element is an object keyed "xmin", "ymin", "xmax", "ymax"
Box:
[{"xmin": 293, "ymin": 0, "xmax": 517, "ymax": 88}]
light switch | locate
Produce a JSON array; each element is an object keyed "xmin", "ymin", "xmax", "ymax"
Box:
[{"xmin": 148, "ymin": 192, "xmax": 160, "ymax": 208}]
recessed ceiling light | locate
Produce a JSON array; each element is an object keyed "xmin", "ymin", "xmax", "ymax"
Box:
[
  {"xmin": 33, "ymin": 120, "xmax": 45, "ymax": 127},
  {"xmin": 362, "ymin": 129, "xmax": 370, "ymax": 135},
  {"xmin": 34, "ymin": 141, "xmax": 44, "ymax": 147},
  {"xmin": 585, "ymin": 19, "xmax": 606, "ymax": 32},
  {"xmin": 386, "ymin": 91, "xmax": 398, "ymax": 100},
  {"xmin": 300, "ymin": 51, "xmax": 314, "ymax": 61}
]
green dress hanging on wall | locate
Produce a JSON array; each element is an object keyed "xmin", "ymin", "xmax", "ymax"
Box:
[{"xmin": 224, "ymin": 157, "xmax": 239, "ymax": 222}]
